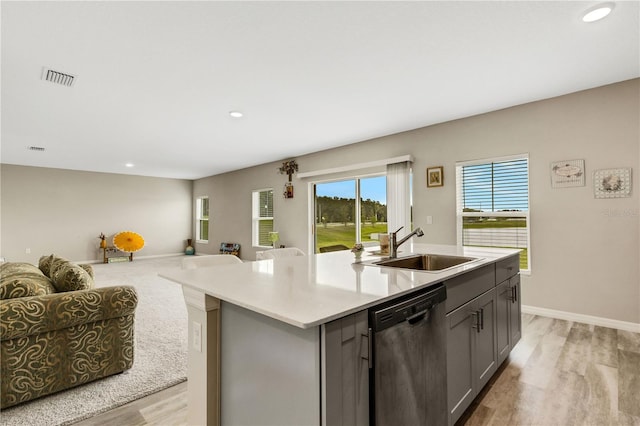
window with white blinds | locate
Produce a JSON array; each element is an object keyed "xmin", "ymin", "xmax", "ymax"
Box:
[
  {"xmin": 252, "ymin": 189, "xmax": 274, "ymax": 247},
  {"xmin": 196, "ymin": 196, "xmax": 209, "ymax": 242},
  {"xmin": 456, "ymin": 155, "xmax": 530, "ymax": 271}
]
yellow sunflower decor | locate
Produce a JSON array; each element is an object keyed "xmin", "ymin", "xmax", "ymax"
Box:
[{"xmin": 113, "ymin": 231, "xmax": 145, "ymax": 261}]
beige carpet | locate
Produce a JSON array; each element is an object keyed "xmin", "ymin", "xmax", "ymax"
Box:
[{"xmin": 0, "ymin": 256, "xmax": 188, "ymax": 426}]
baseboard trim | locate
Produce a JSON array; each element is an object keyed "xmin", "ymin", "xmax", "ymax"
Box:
[{"xmin": 522, "ymin": 305, "xmax": 640, "ymax": 333}]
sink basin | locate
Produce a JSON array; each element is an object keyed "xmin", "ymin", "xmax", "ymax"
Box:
[{"xmin": 372, "ymin": 254, "xmax": 479, "ymax": 272}]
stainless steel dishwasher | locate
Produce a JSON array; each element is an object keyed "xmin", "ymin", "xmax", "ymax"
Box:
[{"xmin": 369, "ymin": 283, "xmax": 447, "ymax": 426}]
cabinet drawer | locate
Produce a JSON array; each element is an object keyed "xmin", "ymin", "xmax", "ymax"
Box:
[
  {"xmin": 445, "ymin": 265, "xmax": 495, "ymax": 313},
  {"xmin": 496, "ymin": 254, "xmax": 519, "ymax": 284}
]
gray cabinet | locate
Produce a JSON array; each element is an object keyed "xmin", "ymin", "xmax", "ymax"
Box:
[
  {"xmin": 496, "ymin": 280, "xmax": 511, "ymax": 365},
  {"xmin": 509, "ymin": 274, "xmax": 522, "ymax": 348},
  {"xmin": 496, "ymin": 255, "xmax": 521, "ymax": 366},
  {"xmin": 322, "ymin": 310, "xmax": 369, "ymax": 426},
  {"xmin": 474, "ymin": 289, "xmax": 498, "ymax": 391},
  {"xmin": 446, "ymin": 287, "xmax": 497, "ymax": 426}
]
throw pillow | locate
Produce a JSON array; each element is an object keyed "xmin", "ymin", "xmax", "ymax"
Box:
[
  {"xmin": 38, "ymin": 254, "xmax": 55, "ymax": 276},
  {"xmin": 43, "ymin": 255, "xmax": 96, "ymax": 292},
  {"xmin": 79, "ymin": 263, "xmax": 94, "ymax": 279}
]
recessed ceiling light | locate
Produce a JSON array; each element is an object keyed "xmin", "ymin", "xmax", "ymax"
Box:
[
  {"xmin": 125, "ymin": 163, "xmax": 135, "ymax": 168},
  {"xmin": 582, "ymin": 3, "xmax": 614, "ymax": 22},
  {"xmin": 229, "ymin": 111, "xmax": 244, "ymax": 118}
]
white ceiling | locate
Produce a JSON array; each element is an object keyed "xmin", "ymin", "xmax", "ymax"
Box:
[{"xmin": 2, "ymin": 1, "xmax": 638, "ymax": 180}]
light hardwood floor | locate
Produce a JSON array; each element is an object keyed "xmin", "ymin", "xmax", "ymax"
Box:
[{"xmin": 74, "ymin": 314, "xmax": 640, "ymax": 426}]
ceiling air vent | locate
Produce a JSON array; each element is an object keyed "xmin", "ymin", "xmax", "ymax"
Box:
[
  {"xmin": 41, "ymin": 67, "xmax": 76, "ymax": 87},
  {"xmin": 28, "ymin": 146, "xmax": 46, "ymax": 152}
]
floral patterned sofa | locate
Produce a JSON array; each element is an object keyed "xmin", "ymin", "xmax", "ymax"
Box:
[{"xmin": 0, "ymin": 255, "xmax": 138, "ymax": 408}]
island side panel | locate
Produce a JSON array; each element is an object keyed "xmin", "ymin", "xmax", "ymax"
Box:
[
  {"xmin": 220, "ymin": 301, "xmax": 321, "ymax": 426},
  {"xmin": 182, "ymin": 287, "xmax": 221, "ymax": 426}
]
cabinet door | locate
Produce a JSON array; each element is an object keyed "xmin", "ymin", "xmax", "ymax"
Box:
[
  {"xmin": 323, "ymin": 310, "xmax": 369, "ymax": 426},
  {"xmin": 496, "ymin": 280, "xmax": 511, "ymax": 366},
  {"xmin": 474, "ymin": 288, "xmax": 497, "ymax": 392},
  {"xmin": 509, "ymin": 274, "xmax": 522, "ymax": 348},
  {"xmin": 446, "ymin": 301, "xmax": 475, "ymax": 426}
]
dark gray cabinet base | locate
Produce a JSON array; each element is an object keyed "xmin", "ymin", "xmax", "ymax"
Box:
[
  {"xmin": 446, "ymin": 287, "xmax": 497, "ymax": 425},
  {"xmin": 322, "ymin": 311, "xmax": 370, "ymax": 426},
  {"xmin": 324, "ymin": 254, "xmax": 521, "ymax": 426},
  {"xmin": 446, "ymin": 254, "xmax": 521, "ymax": 426}
]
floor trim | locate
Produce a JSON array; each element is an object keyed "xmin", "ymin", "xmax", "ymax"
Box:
[{"xmin": 522, "ymin": 304, "xmax": 640, "ymax": 333}]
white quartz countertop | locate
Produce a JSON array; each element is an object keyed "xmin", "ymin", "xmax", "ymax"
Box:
[{"xmin": 160, "ymin": 243, "xmax": 520, "ymax": 329}]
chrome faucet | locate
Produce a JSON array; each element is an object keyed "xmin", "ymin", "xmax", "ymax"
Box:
[{"xmin": 389, "ymin": 226, "xmax": 424, "ymax": 258}]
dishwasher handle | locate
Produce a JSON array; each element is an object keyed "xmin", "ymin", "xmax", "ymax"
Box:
[{"xmin": 406, "ymin": 303, "xmax": 435, "ymax": 325}]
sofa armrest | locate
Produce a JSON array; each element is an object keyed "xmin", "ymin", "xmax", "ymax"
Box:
[{"xmin": 0, "ymin": 286, "xmax": 137, "ymax": 341}]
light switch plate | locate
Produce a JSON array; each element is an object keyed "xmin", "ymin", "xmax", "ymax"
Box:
[{"xmin": 193, "ymin": 321, "xmax": 202, "ymax": 352}]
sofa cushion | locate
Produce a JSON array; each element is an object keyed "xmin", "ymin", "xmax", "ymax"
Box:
[
  {"xmin": 40, "ymin": 255, "xmax": 95, "ymax": 292},
  {"xmin": 0, "ymin": 263, "xmax": 56, "ymax": 299}
]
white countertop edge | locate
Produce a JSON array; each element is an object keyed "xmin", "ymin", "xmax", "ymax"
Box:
[{"xmin": 161, "ymin": 244, "xmax": 521, "ymax": 329}]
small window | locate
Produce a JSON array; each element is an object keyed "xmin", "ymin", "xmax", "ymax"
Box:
[
  {"xmin": 196, "ymin": 196, "xmax": 209, "ymax": 243},
  {"xmin": 456, "ymin": 155, "xmax": 530, "ymax": 271},
  {"xmin": 252, "ymin": 189, "xmax": 274, "ymax": 247}
]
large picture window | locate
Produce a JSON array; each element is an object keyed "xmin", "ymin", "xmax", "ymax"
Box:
[
  {"xmin": 196, "ymin": 196, "xmax": 209, "ymax": 242},
  {"xmin": 252, "ymin": 189, "xmax": 274, "ymax": 247},
  {"xmin": 314, "ymin": 175, "xmax": 387, "ymax": 253},
  {"xmin": 456, "ymin": 155, "xmax": 530, "ymax": 271}
]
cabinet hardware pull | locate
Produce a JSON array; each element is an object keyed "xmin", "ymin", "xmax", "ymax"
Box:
[
  {"xmin": 363, "ymin": 328, "xmax": 373, "ymax": 369},
  {"xmin": 471, "ymin": 311, "xmax": 480, "ymax": 333},
  {"xmin": 480, "ymin": 308, "xmax": 484, "ymax": 330}
]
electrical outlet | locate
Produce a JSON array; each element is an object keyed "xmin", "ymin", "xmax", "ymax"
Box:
[
  {"xmin": 193, "ymin": 321, "xmax": 202, "ymax": 352},
  {"xmin": 426, "ymin": 216, "xmax": 433, "ymax": 225},
  {"xmin": 25, "ymin": 248, "xmax": 31, "ymax": 254}
]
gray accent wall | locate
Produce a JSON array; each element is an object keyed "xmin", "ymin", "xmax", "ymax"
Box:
[
  {"xmin": 194, "ymin": 79, "xmax": 639, "ymax": 324},
  {"xmin": 1, "ymin": 165, "xmax": 192, "ymax": 263}
]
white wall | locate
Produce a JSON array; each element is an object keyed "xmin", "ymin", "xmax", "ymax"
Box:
[
  {"xmin": 1, "ymin": 165, "xmax": 193, "ymax": 263},
  {"xmin": 195, "ymin": 79, "xmax": 639, "ymax": 325}
]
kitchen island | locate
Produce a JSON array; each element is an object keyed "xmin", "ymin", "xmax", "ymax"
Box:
[{"xmin": 160, "ymin": 243, "xmax": 520, "ymax": 426}]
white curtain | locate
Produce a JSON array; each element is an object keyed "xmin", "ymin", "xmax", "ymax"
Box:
[{"xmin": 386, "ymin": 161, "xmax": 412, "ymax": 239}]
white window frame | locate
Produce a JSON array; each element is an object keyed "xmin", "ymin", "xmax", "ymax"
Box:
[
  {"xmin": 456, "ymin": 154, "xmax": 531, "ymax": 272},
  {"xmin": 310, "ymin": 172, "xmax": 388, "ymax": 252},
  {"xmin": 196, "ymin": 196, "xmax": 209, "ymax": 243},
  {"xmin": 252, "ymin": 188, "xmax": 274, "ymax": 248}
]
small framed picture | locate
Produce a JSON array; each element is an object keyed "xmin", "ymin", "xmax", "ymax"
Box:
[
  {"xmin": 427, "ymin": 166, "xmax": 444, "ymax": 187},
  {"xmin": 551, "ymin": 159, "xmax": 585, "ymax": 188},
  {"xmin": 284, "ymin": 182, "xmax": 294, "ymax": 198},
  {"xmin": 594, "ymin": 168, "xmax": 632, "ymax": 198}
]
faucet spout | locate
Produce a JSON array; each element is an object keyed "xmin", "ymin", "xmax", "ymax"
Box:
[{"xmin": 390, "ymin": 227, "xmax": 424, "ymax": 258}]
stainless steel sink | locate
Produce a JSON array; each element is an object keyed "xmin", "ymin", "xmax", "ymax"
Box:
[{"xmin": 371, "ymin": 254, "xmax": 479, "ymax": 271}]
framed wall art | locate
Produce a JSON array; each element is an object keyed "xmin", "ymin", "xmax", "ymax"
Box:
[
  {"xmin": 427, "ymin": 166, "xmax": 444, "ymax": 187},
  {"xmin": 550, "ymin": 159, "xmax": 585, "ymax": 188},
  {"xmin": 594, "ymin": 168, "xmax": 632, "ymax": 198}
]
